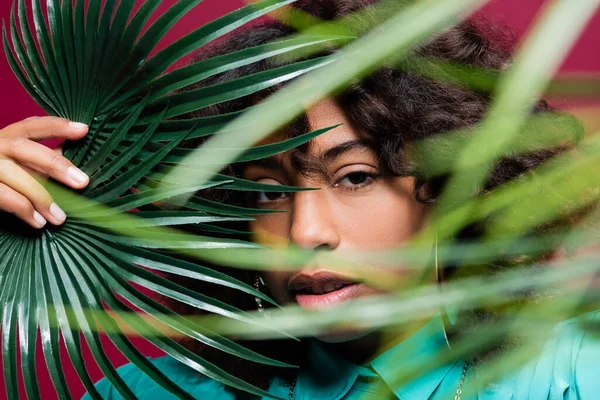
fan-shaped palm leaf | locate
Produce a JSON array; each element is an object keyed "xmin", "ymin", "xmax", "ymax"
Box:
[{"xmin": 1, "ymin": 0, "xmax": 349, "ymax": 398}]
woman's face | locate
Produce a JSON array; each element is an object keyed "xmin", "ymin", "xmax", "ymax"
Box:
[{"xmin": 242, "ymin": 98, "xmax": 429, "ymax": 338}]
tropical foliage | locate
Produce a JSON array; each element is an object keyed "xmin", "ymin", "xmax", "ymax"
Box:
[
  {"xmin": 1, "ymin": 0, "xmax": 350, "ymax": 397},
  {"xmin": 2, "ymin": 0, "xmax": 599, "ymax": 399}
]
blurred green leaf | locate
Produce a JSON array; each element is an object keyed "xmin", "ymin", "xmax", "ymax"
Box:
[{"xmin": 3, "ymin": 0, "xmax": 600, "ymax": 398}]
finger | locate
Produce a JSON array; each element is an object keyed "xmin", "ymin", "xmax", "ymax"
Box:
[
  {"xmin": 0, "ymin": 138, "xmax": 89, "ymax": 189},
  {"xmin": 0, "ymin": 182, "xmax": 47, "ymax": 229},
  {"xmin": 24, "ymin": 144, "xmax": 65, "ymax": 181},
  {"xmin": 0, "ymin": 158, "xmax": 67, "ymax": 225},
  {"xmin": 1, "ymin": 116, "xmax": 88, "ymax": 141}
]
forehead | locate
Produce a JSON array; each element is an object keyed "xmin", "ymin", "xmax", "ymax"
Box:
[{"xmin": 255, "ymin": 97, "xmax": 364, "ymax": 155}]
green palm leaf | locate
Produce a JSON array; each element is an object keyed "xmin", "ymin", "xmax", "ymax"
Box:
[
  {"xmin": 6, "ymin": 0, "xmax": 595, "ymax": 398},
  {"xmin": 0, "ymin": 0, "xmax": 348, "ymax": 398}
]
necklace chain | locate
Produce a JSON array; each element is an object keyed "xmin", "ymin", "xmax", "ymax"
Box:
[
  {"xmin": 454, "ymin": 359, "xmax": 470, "ymax": 400},
  {"xmin": 288, "ymin": 359, "xmax": 470, "ymax": 400},
  {"xmin": 288, "ymin": 376, "xmax": 296, "ymax": 400}
]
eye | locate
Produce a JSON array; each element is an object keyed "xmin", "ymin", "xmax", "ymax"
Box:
[
  {"xmin": 250, "ymin": 178, "xmax": 290, "ymax": 206},
  {"xmin": 256, "ymin": 191, "xmax": 287, "ymax": 202},
  {"xmin": 335, "ymin": 171, "xmax": 377, "ymax": 189}
]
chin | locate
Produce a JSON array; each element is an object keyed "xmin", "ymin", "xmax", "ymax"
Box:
[
  {"xmin": 315, "ymin": 327, "xmax": 376, "ymax": 343},
  {"xmin": 315, "ymin": 331, "xmax": 372, "ymax": 343}
]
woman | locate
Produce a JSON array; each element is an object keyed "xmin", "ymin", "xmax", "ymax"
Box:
[{"xmin": 1, "ymin": 0, "xmax": 598, "ymax": 398}]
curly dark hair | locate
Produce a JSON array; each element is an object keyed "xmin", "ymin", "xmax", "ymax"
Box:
[{"xmin": 162, "ymin": 0, "xmax": 585, "ymax": 393}]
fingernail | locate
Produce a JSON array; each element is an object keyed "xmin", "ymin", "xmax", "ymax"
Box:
[
  {"xmin": 69, "ymin": 121, "xmax": 88, "ymax": 130},
  {"xmin": 33, "ymin": 211, "xmax": 47, "ymax": 228},
  {"xmin": 49, "ymin": 203, "xmax": 66, "ymax": 223},
  {"xmin": 67, "ymin": 166, "xmax": 89, "ymax": 185}
]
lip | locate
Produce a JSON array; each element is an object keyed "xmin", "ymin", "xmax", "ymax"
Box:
[
  {"xmin": 295, "ymin": 283, "xmax": 361, "ymax": 310},
  {"xmin": 288, "ymin": 271, "xmax": 361, "ymax": 310},
  {"xmin": 288, "ymin": 271, "xmax": 356, "ymax": 291}
]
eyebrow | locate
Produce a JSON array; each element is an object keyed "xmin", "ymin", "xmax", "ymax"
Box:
[
  {"xmin": 243, "ymin": 156, "xmax": 286, "ymax": 171},
  {"xmin": 243, "ymin": 139, "xmax": 374, "ymax": 171},
  {"xmin": 320, "ymin": 139, "xmax": 374, "ymax": 163}
]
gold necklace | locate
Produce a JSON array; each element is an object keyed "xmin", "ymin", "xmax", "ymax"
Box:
[
  {"xmin": 288, "ymin": 359, "xmax": 470, "ymax": 400},
  {"xmin": 288, "ymin": 376, "xmax": 297, "ymax": 400},
  {"xmin": 454, "ymin": 359, "xmax": 470, "ymax": 400}
]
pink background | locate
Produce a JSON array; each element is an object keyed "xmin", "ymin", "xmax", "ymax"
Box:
[{"xmin": 0, "ymin": 0, "xmax": 598, "ymax": 398}]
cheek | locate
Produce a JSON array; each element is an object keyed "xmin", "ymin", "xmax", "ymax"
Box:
[
  {"xmin": 336, "ymin": 179, "xmax": 428, "ymax": 249},
  {"xmin": 333, "ymin": 179, "xmax": 430, "ymax": 290},
  {"xmin": 261, "ymin": 270, "xmax": 293, "ymax": 305},
  {"xmin": 249, "ymin": 215, "xmax": 291, "ymax": 246},
  {"xmin": 249, "ymin": 217, "xmax": 294, "ymax": 305}
]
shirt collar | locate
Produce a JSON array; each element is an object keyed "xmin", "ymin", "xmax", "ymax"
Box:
[
  {"xmin": 297, "ymin": 315, "xmax": 456, "ymax": 400},
  {"xmin": 368, "ymin": 315, "xmax": 457, "ymax": 399},
  {"xmin": 295, "ymin": 339, "xmax": 359, "ymax": 400}
]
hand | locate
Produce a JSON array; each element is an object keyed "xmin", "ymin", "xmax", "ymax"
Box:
[{"xmin": 0, "ymin": 116, "xmax": 90, "ymax": 228}]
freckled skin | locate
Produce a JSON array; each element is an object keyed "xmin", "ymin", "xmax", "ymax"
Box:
[{"xmin": 243, "ymin": 98, "xmax": 430, "ymax": 346}]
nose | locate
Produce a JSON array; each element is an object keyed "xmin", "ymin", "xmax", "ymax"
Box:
[{"xmin": 289, "ymin": 190, "xmax": 340, "ymax": 250}]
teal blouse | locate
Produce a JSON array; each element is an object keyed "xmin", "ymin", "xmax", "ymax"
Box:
[{"xmin": 85, "ymin": 311, "xmax": 600, "ymax": 399}]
